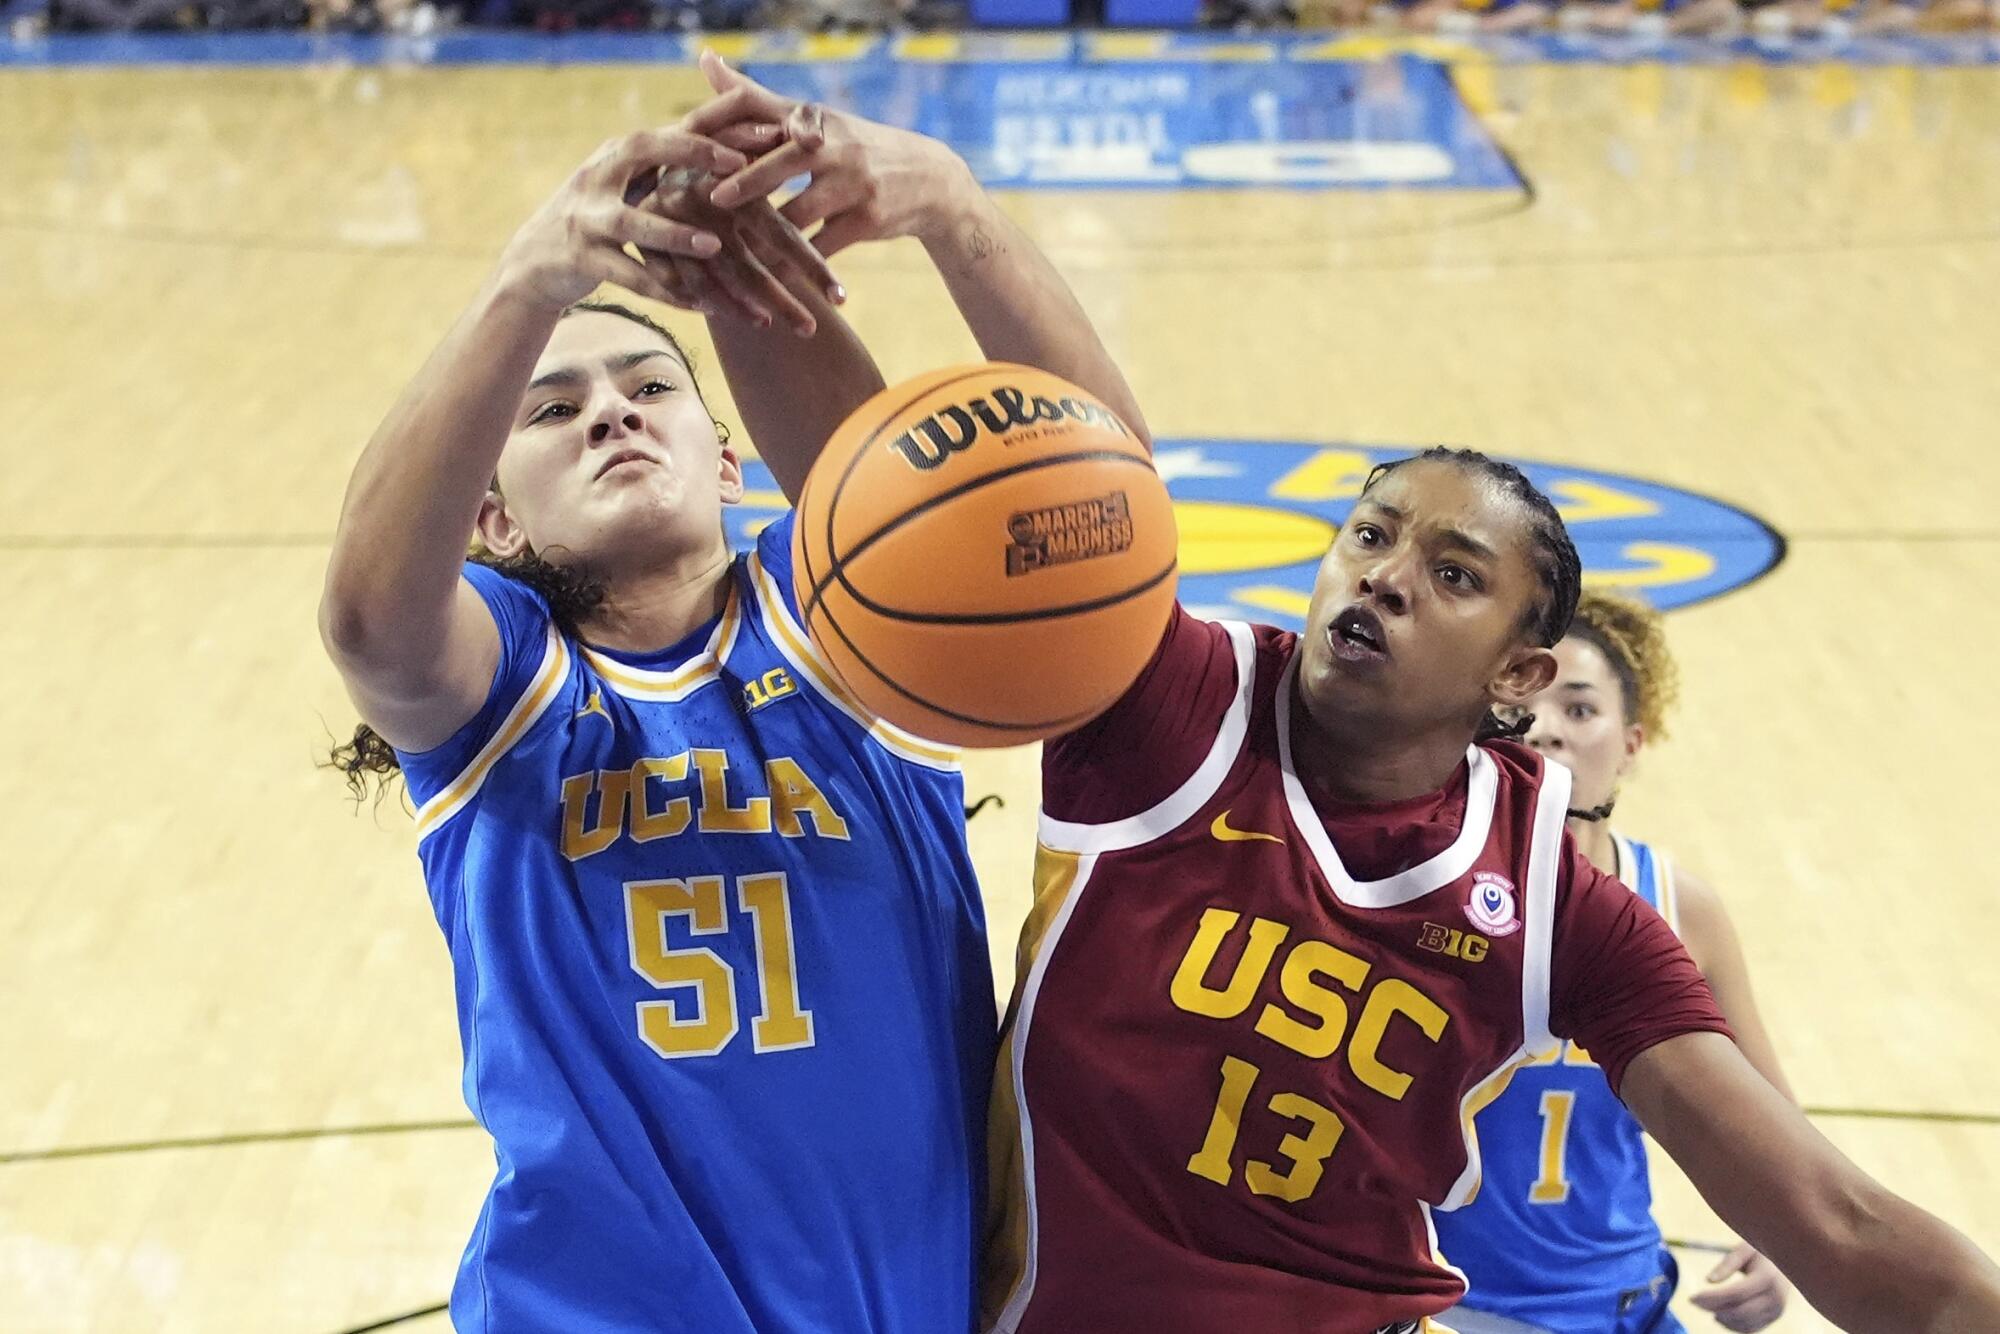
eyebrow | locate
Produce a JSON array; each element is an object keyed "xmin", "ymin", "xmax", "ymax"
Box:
[
  {"xmin": 525, "ymin": 349, "xmax": 679, "ymax": 395},
  {"xmin": 1559, "ymin": 681, "xmax": 1600, "ymax": 692},
  {"xmin": 1439, "ymin": 528, "xmax": 1500, "ymax": 562},
  {"xmin": 1355, "ymin": 503, "xmax": 1499, "ymax": 563}
]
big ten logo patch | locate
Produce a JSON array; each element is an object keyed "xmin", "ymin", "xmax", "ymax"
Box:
[
  {"xmin": 1417, "ymin": 922, "xmax": 1489, "ymax": 963},
  {"xmin": 1006, "ymin": 491, "xmax": 1135, "ymax": 575},
  {"xmin": 726, "ymin": 441, "xmax": 1783, "ymax": 616},
  {"xmin": 743, "ymin": 667, "xmax": 796, "ymax": 712}
]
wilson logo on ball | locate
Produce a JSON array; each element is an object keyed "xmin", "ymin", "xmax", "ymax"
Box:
[
  {"xmin": 888, "ymin": 385, "xmax": 1133, "ymax": 471},
  {"xmin": 1006, "ymin": 492, "xmax": 1136, "ymax": 576},
  {"xmin": 794, "ymin": 362, "xmax": 1178, "ymax": 748}
]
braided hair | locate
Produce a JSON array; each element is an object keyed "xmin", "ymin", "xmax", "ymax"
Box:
[{"xmin": 1356, "ymin": 447, "xmax": 1582, "ymax": 744}]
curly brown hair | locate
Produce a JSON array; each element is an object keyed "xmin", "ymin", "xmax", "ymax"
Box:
[
  {"xmin": 324, "ymin": 299, "xmax": 702, "ymax": 802},
  {"xmin": 1564, "ymin": 589, "xmax": 1679, "ymax": 741}
]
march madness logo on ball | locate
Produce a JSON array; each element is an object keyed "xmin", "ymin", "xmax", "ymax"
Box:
[
  {"xmin": 1006, "ymin": 491, "xmax": 1136, "ymax": 576},
  {"xmin": 1466, "ymin": 873, "xmax": 1521, "ymax": 937}
]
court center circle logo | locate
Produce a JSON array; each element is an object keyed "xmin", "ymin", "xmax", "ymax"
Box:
[{"xmin": 733, "ymin": 439, "xmax": 1785, "ymax": 623}]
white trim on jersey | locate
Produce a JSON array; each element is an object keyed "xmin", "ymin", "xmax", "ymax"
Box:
[
  {"xmin": 1609, "ymin": 830, "xmax": 1679, "ymax": 936},
  {"xmin": 577, "ymin": 582, "xmax": 739, "ymax": 703},
  {"xmin": 1610, "ymin": 830, "xmax": 1637, "ymax": 892},
  {"xmin": 991, "ymin": 850, "xmax": 1103, "ymax": 1334},
  {"xmin": 1520, "ymin": 759, "xmax": 1570, "ymax": 1056},
  {"xmin": 1439, "ymin": 756, "xmax": 1570, "ymax": 1212},
  {"xmin": 412, "ymin": 622, "xmax": 571, "ymax": 842},
  {"xmin": 1656, "ymin": 847, "xmax": 1681, "ymax": 935},
  {"xmin": 1421, "ymin": 1199, "xmax": 1471, "ymax": 1301},
  {"xmin": 744, "ymin": 551, "xmax": 960, "ymax": 773},
  {"xmin": 1036, "ymin": 621, "xmax": 1259, "ymax": 855},
  {"xmin": 1273, "ymin": 654, "xmax": 1501, "ymax": 910}
]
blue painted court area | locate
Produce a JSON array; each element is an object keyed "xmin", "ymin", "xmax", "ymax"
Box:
[
  {"xmin": 747, "ymin": 54, "xmax": 1520, "ymax": 189},
  {"xmin": 731, "ymin": 442, "xmax": 1784, "ymax": 623}
]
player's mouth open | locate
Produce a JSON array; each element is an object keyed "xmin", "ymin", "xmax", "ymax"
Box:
[{"xmin": 1328, "ymin": 606, "xmax": 1390, "ymax": 663}]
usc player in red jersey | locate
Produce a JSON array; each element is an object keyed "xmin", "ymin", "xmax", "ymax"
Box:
[{"xmin": 983, "ymin": 447, "xmax": 2000, "ymax": 1334}]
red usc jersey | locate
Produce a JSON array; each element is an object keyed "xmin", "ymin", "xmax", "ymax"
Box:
[{"xmin": 984, "ymin": 610, "xmax": 1728, "ymax": 1334}]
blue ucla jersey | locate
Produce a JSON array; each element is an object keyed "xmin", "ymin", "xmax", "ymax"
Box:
[
  {"xmin": 394, "ymin": 512, "xmax": 997, "ymax": 1334},
  {"xmin": 1432, "ymin": 834, "xmax": 1681, "ymax": 1334}
]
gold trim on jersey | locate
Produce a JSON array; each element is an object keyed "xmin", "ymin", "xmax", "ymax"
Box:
[
  {"xmin": 578, "ymin": 583, "xmax": 741, "ymax": 702},
  {"xmin": 745, "ymin": 550, "xmax": 959, "ymax": 772},
  {"xmin": 985, "ymin": 844, "xmax": 1092, "ymax": 1333},
  {"xmin": 1441, "ymin": 1055, "xmax": 1527, "ymax": 1210},
  {"xmin": 412, "ymin": 623, "xmax": 572, "ymax": 841}
]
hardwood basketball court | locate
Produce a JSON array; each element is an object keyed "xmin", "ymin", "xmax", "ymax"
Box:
[{"xmin": 3, "ymin": 33, "xmax": 1997, "ymax": 1331}]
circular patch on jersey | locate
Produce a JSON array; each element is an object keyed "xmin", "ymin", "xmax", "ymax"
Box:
[
  {"xmin": 731, "ymin": 439, "xmax": 1785, "ymax": 623},
  {"xmin": 1467, "ymin": 872, "xmax": 1522, "ymax": 937}
]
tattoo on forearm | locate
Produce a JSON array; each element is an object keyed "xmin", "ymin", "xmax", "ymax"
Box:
[{"xmin": 963, "ymin": 222, "xmax": 1004, "ymax": 263}]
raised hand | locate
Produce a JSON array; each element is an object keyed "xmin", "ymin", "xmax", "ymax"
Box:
[
  {"xmin": 685, "ymin": 49, "xmax": 975, "ymax": 260},
  {"xmin": 496, "ymin": 126, "xmax": 747, "ymax": 311},
  {"xmin": 638, "ymin": 168, "xmax": 844, "ymax": 336}
]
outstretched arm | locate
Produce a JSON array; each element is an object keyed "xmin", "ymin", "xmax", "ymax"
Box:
[
  {"xmin": 914, "ymin": 173, "xmax": 1152, "ymax": 452},
  {"xmin": 319, "ymin": 127, "xmax": 747, "ymax": 752},
  {"xmin": 1676, "ymin": 867, "xmax": 1793, "ymax": 1102},
  {"xmin": 641, "ymin": 164, "xmax": 887, "ymax": 503},
  {"xmin": 703, "ymin": 299, "xmax": 886, "ymax": 505},
  {"xmin": 1624, "ymin": 1033, "xmax": 2000, "ymax": 1333},
  {"xmin": 320, "ymin": 123, "xmax": 841, "ymax": 749},
  {"xmin": 1671, "ymin": 868, "xmax": 1795, "ymax": 1330},
  {"xmin": 692, "ymin": 52, "xmax": 1152, "ymax": 451}
]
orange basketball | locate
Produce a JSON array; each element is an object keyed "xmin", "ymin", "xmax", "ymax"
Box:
[{"xmin": 791, "ymin": 363, "xmax": 1178, "ymax": 748}]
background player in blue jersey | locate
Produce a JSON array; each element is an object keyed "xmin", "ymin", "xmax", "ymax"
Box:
[
  {"xmin": 319, "ymin": 53, "xmax": 1148, "ymax": 1333},
  {"xmin": 1435, "ymin": 590, "xmax": 1793, "ymax": 1334}
]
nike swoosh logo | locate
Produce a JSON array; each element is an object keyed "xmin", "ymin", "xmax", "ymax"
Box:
[{"xmin": 1211, "ymin": 810, "xmax": 1284, "ymax": 844}]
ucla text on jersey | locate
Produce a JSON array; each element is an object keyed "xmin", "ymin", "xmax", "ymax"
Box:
[{"xmin": 396, "ymin": 513, "xmax": 997, "ymax": 1334}]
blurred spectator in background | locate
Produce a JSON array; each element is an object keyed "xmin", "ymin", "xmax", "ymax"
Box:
[
  {"xmin": 303, "ymin": 0, "xmax": 456, "ymax": 32},
  {"xmin": 1400, "ymin": 0, "xmax": 1558, "ymax": 31},
  {"xmin": 20, "ymin": 0, "xmax": 1998, "ymax": 39},
  {"xmin": 1396, "ymin": 0, "xmax": 1992, "ymax": 31}
]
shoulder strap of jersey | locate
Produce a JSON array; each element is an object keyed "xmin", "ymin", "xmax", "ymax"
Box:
[
  {"xmin": 1610, "ymin": 830, "xmax": 1679, "ymax": 935},
  {"xmin": 1520, "ymin": 756, "xmax": 1572, "ymax": 1056},
  {"xmin": 1437, "ymin": 754, "xmax": 1571, "ymax": 1212},
  {"xmin": 412, "ymin": 621, "xmax": 572, "ymax": 842},
  {"xmin": 740, "ymin": 547, "xmax": 961, "ymax": 773},
  {"xmin": 1036, "ymin": 620, "xmax": 1258, "ymax": 855}
]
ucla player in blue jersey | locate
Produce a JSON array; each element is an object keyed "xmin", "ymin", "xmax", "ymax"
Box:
[
  {"xmin": 1434, "ymin": 591, "xmax": 1794, "ymax": 1334},
  {"xmin": 320, "ymin": 51, "xmax": 1149, "ymax": 1333}
]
